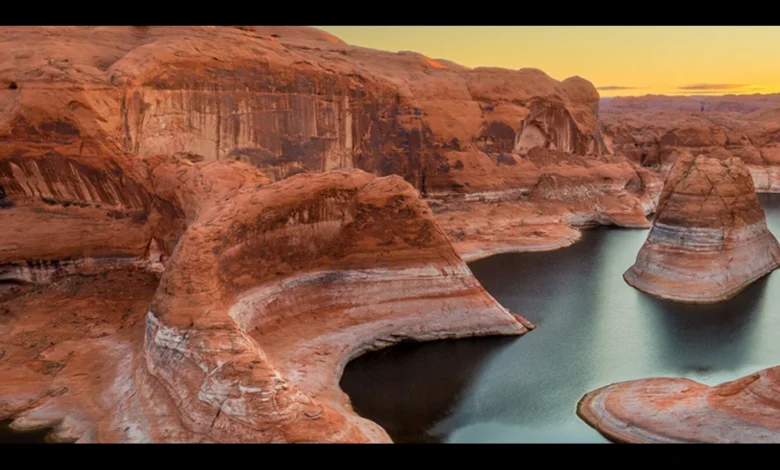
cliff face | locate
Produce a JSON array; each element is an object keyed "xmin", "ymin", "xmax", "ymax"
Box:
[
  {"xmin": 0, "ymin": 26, "xmax": 659, "ymax": 442},
  {"xmin": 623, "ymin": 154, "xmax": 780, "ymax": 303},
  {"xmin": 577, "ymin": 366, "xmax": 780, "ymax": 443},
  {"xmin": 1, "ymin": 26, "xmax": 605, "ymax": 195},
  {"xmin": 600, "ymin": 94, "xmax": 780, "ymax": 115},
  {"xmin": 0, "ymin": 26, "xmax": 658, "ymax": 260}
]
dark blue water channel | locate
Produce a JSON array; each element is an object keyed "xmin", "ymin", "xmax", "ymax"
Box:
[{"xmin": 340, "ymin": 193, "xmax": 780, "ymax": 443}]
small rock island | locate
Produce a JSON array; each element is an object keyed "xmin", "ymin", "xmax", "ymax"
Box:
[{"xmin": 623, "ymin": 154, "xmax": 780, "ymax": 303}]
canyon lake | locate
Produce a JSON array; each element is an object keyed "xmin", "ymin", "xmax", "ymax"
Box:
[{"xmin": 340, "ymin": 193, "xmax": 780, "ymax": 443}]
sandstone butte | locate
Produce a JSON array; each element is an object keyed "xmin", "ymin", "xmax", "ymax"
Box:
[
  {"xmin": 0, "ymin": 26, "xmax": 661, "ymax": 267},
  {"xmin": 577, "ymin": 366, "xmax": 780, "ymax": 443},
  {"xmin": 623, "ymin": 154, "xmax": 780, "ymax": 303},
  {"xmin": 599, "ymin": 94, "xmax": 780, "ymax": 192}
]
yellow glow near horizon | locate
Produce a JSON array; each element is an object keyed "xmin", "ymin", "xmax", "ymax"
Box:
[{"xmin": 315, "ymin": 26, "xmax": 780, "ymax": 97}]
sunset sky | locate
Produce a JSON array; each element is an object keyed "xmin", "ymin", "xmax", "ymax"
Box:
[{"xmin": 316, "ymin": 26, "xmax": 780, "ymax": 97}]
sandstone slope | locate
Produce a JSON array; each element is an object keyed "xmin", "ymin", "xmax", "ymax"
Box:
[
  {"xmin": 0, "ymin": 160, "xmax": 532, "ymax": 443},
  {"xmin": 145, "ymin": 168, "xmax": 531, "ymax": 443},
  {"xmin": 577, "ymin": 366, "xmax": 780, "ymax": 443},
  {"xmin": 623, "ymin": 154, "xmax": 780, "ymax": 303}
]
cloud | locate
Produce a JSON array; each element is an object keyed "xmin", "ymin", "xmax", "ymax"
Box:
[
  {"xmin": 597, "ymin": 85, "xmax": 637, "ymax": 91},
  {"xmin": 677, "ymin": 83, "xmax": 748, "ymax": 91}
]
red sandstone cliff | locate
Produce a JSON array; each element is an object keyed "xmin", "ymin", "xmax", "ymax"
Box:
[
  {"xmin": 600, "ymin": 94, "xmax": 780, "ymax": 115},
  {"xmin": 0, "ymin": 26, "xmax": 657, "ymax": 266},
  {"xmin": 0, "ymin": 25, "xmax": 660, "ymax": 443}
]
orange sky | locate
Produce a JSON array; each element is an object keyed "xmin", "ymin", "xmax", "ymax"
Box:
[{"xmin": 316, "ymin": 26, "xmax": 780, "ymax": 97}]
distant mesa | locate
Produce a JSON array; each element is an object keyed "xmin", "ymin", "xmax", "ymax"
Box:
[{"xmin": 623, "ymin": 154, "xmax": 780, "ymax": 303}]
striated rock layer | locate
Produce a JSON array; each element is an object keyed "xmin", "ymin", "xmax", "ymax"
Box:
[
  {"xmin": 0, "ymin": 269, "xmax": 207, "ymax": 443},
  {"xmin": 624, "ymin": 154, "xmax": 780, "ymax": 303},
  {"xmin": 0, "ymin": 162, "xmax": 531, "ymax": 443},
  {"xmin": 144, "ymin": 168, "xmax": 531, "ymax": 443},
  {"xmin": 0, "ymin": 26, "xmax": 657, "ymax": 263},
  {"xmin": 600, "ymin": 97, "xmax": 780, "ymax": 192},
  {"xmin": 577, "ymin": 366, "xmax": 780, "ymax": 443}
]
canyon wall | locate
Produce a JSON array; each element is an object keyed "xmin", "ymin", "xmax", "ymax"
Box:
[
  {"xmin": 1, "ymin": 26, "xmax": 660, "ymax": 263},
  {"xmin": 145, "ymin": 167, "xmax": 531, "ymax": 443},
  {"xmin": 0, "ymin": 26, "xmax": 665, "ymax": 442},
  {"xmin": 2, "ymin": 26, "xmax": 607, "ymax": 195},
  {"xmin": 0, "ymin": 162, "xmax": 532, "ymax": 443}
]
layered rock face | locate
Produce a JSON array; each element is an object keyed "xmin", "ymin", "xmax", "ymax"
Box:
[
  {"xmin": 145, "ymin": 168, "xmax": 531, "ymax": 443},
  {"xmin": 0, "ymin": 26, "xmax": 657, "ymax": 261},
  {"xmin": 431, "ymin": 147, "xmax": 660, "ymax": 260},
  {"xmin": 0, "ymin": 268, "xmax": 207, "ymax": 443},
  {"xmin": 577, "ymin": 366, "xmax": 780, "ymax": 443},
  {"xmin": 0, "ymin": 25, "xmax": 660, "ymax": 442},
  {"xmin": 0, "ymin": 26, "xmax": 606, "ymax": 192},
  {"xmin": 624, "ymin": 154, "xmax": 780, "ymax": 303},
  {"xmin": 0, "ymin": 159, "xmax": 531, "ymax": 442},
  {"xmin": 600, "ymin": 95, "xmax": 780, "ymax": 192}
]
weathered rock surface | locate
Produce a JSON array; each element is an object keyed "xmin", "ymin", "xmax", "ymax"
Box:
[
  {"xmin": 0, "ymin": 162, "xmax": 531, "ymax": 442},
  {"xmin": 0, "ymin": 25, "xmax": 663, "ymax": 442},
  {"xmin": 0, "ymin": 26, "xmax": 657, "ymax": 261},
  {"xmin": 0, "ymin": 268, "xmax": 206, "ymax": 443},
  {"xmin": 145, "ymin": 168, "xmax": 531, "ymax": 443},
  {"xmin": 431, "ymin": 147, "xmax": 660, "ymax": 260},
  {"xmin": 577, "ymin": 366, "xmax": 780, "ymax": 443},
  {"xmin": 600, "ymin": 95, "xmax": 780, "ymax": 192},
  {"xmin": 624, "ymin": 154, "xmax": 780, "ymax": 303}
]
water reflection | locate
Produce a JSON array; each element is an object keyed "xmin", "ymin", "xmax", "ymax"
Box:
[
  {"xmin": 642, "ymin": 278, "xmax": 766, "ymax": 374},
  {"xmin": 341, "ymin": 337, "xmax": 517, "ymax": 442}
]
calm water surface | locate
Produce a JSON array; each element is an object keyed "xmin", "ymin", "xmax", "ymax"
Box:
[{"xmin": 341, "ymin": 193, "xmax": 780, "ymax": 443}]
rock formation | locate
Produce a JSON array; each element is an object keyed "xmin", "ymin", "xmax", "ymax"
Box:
[
  {"xmin": 145, "ymin": 167, "xmax": 531, "ymax": 443},
  {"xmin": 600, "ymin": 95, "xmax": 780, "ymax": 192},
  {"xmin": 623, "ymin": 154, "xmax": 780, "ymax": 303},
  {"xmin": 0, "ymin": 26, "xmax": 657, "ymax": 264},
  {"xmin": 0, "ymin": 159, "xmax": 531, "ymax": 443},
  {"xmin": 0, "ymin": 25, "xmax": 665, "ymax": 442},
  {"xmin": 600, "ymin": 93, "xmax": 780, "ymax": 115},
  {"xmin": 577, "ymin": 366, "xmax": 780, "ymax": 443}
]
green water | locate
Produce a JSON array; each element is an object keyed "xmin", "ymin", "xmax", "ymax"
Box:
[{"xmin": 340, "ymin": 193, "xmax": 780, "ymax": 443}]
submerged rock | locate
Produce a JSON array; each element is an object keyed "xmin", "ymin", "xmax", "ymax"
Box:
[{"xmin": 623, "ymin": 154, "xmax": 780, "ymax": 303}]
